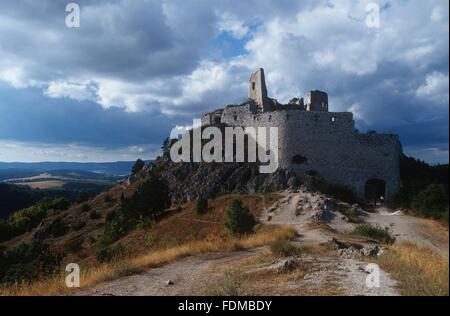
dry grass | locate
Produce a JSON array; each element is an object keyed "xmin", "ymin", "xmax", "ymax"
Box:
[
  {"xmin": 124, "ymin": 193, "xmax": 282, "ymax": 254},
  {"xmin": 205, "ymin": 269, "xmax": 244, "ymax": 296},
  {"xmin": 377, "ymin": 242, "xmax": 449, "ymax": 296},
  {"xmin": 0, "ymin": 225, "xmax": 296, "ymax": 296}
]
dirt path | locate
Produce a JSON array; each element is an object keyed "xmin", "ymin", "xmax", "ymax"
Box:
[
  {"xmin": 264, "ymin": 191, "xmax": 448, "ymax": 257},
  {"xmin": 80, "ymin": 249, "xmax": 263, "ymax": 296},
  {"xmin": 367, "ymin": 207, "xmax": 449, "ymax": 257},
  {"xmin": 80, "ymin": 247, "xmax": 398, "ymax": 296}
]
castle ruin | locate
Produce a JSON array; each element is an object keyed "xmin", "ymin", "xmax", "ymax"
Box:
[{"xmin": 202, "ymin": 68, "xmax": 402, "ymax": 201}]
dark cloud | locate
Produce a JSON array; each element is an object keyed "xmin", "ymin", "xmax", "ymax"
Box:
[{"xmin": 0, "ymin": 0, "xmax": 448, "ymax": 163}]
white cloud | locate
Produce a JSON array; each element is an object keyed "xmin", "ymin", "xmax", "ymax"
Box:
[
  {"xmin": 431, "ymin": 7, "xmax": 444, "ymax": 22},
  {"xmin": 416, "ymin": 71, "xmax": 449, "ymax": 103},
  {"xmin": 0, "ymin": 0, "xmax": 448, "ymax": 113},
  {"xmin": 313, "ymin": 51, "xmax": 336, "ymax": 67},
  {"xmin": 0, "ymin": 66, "xmax": 28, "ymax": 88},
  {"xmin": 403, "ymin": 45, "xmax": 435, "ymax": 63},
  {"xmin": 218, "ymin": 13, "xmax": 249, "ymax": 39},
  {"xmin": 44, "ymin": 81, "xmax": 99, "ymax": 102},
  {"xmin": 0, "ymin": 139, "xmax": 160, "ymax": 163}
]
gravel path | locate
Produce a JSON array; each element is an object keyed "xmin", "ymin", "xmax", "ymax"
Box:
[
  {"xmin": 367, "ymin": 207, "xmax": 449, "ymax": 257},
  {"xmin": 80, "ymin": 249, "xmax": 262, "ymax": 296}
]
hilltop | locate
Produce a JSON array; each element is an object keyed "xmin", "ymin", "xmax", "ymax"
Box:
[{"xmin": 0, "ymin": 146, "xmax": 448, "ymax": 296}]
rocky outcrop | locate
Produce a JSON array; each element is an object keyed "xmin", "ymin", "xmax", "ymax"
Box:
[
  {"xmin": 135, "ymin": 157, "xmax": 301, "ymax": 205},
  {"xmin": 330, "ymin": 238, "xmax": 385, "ymax": 259}
]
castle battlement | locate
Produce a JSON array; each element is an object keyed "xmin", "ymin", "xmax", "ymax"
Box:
[{"xmin": 201, "ymin": 68, "xmax": 402, "ymax": 201}]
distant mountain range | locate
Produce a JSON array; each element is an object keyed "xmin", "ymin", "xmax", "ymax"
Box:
[{"xmin": 0, "ymin": 161, "xmax": 152, "ymax": 178}]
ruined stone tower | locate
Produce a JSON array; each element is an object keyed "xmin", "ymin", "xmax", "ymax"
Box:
[
  {"xmin": 249, "ymin": 68, "xmax": 270, "ymax": 112},
  {"xmin": 307, "ymin": 90, "xmax": 329, "ymax": 111}
]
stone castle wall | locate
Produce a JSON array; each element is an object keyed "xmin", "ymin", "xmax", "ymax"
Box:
[{"xmin": 202, "ymin": 105, "xmax": 402, "ymax": 200}]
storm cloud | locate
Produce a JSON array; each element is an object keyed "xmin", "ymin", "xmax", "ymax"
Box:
[{"xmin": 0, "ymin": 0, "xmax": 448, "ymax": 163}]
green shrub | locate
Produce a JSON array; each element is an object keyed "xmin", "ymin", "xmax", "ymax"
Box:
[
  {"xmin": 65, "ymin": 238, "xmax": 83, "ymax": 252},
  {"xmin": 342, "ymin": 207, "xmax": 365, "ymax": 224},
  {"xmin": 131, "ymin": 159, "xmax": 145, "ymax": 175},
  {"xmin": 392, "ymin": 156, "xmax": 448, "ymax": 218},
  {"xmin": 136, "ymin": 216, "xmax": 154, "ymax": 229},
  {"xmin": 0, "ymin": 220, "xmax": 14, "ymax": 242},
  {"xmin": 0, "ymin": 240, "xmax": 62, "ymax": 284},
  {"xmin": 95, "ymin": 244, "xmax": 125, "ymax": 263},
  {"xmin": 81, "ymin": 203, "xmax": 91, "ymax": 213},
  {"xmin": 71, "ymin": 220, "xmax": 86, "ymax": 231},
  {"xmin": 101, "ymin": 210, "xmax": 128, "ymax": 244},
  {"xmin": 121, "ymin": 176, "xmax": 170, "ymax": 220},
  {"xmin": 353, "ymin": 224, "xmax": 395, "ymax": 244},
  {"xmin": 48, "ymin": 219, "xmax": 67, "ymax": 237},
  {"xmin": 196, "ymin": 198, "xmax": 208, "ymax": 215},
  {"xmin": 104, "ymin": 194, "xmax": 113, "ymax": 203},
  {"xmin": 89, "ymin": 210, "xmax": 101, "ymax": 220},
  {"xmin": 0, "ymin": 197, "xmax": 71, "ymax": 242},
  {"xmin": 442, "ymin": 210, "xmax": 449, "ymax": 223},
  {"xmin": 225, "ymin": 199, "xmax": 256, "ymax": 236},
  {"xmin": 411, "ymin": 184, "xmax": 449, "ymax": 219},
  {"xmin": 39, "ymin": 197, "xmax": 70, "ymax": 212},
  {"xmin": 91, "ymin": 176, "xmax": 170, "ymax": 246},
  {"xmin": 87, "ymin": 233, "xmax": 100, "ymax": 245}
]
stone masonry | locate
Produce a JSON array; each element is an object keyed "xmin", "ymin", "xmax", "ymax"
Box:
[{"xmin": 202, "ymin": 68, "xmax": 402, "ymax": 201}]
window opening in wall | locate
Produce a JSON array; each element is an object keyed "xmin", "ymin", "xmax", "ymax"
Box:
[{"xmin": 252, "ymin": 82, "xmax": 256, "ymax": 90}]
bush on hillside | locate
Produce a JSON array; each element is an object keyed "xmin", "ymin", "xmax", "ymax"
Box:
[
  {"xmin": 48, "ymin": 219, "xmax": 67, "ymax": 237},
  {"xmin": 131, "ymin": 159, "xmax": 145, "ymax": 175},
  {"xmin": 393, "ymin": 156, "xmax": 448, "ymax": 220},
  {"xmin": 104, "ymin": 194, "xmax": 113, "ymax": 203},
  {"xmin": 121, "ymin": 176, "xmax": 170, "ymax": 220},
  {"xmin": 196, "ymin": 198, "xmax": 208, "ymax": 215},
  {"xmin": 89, "ymin": 210, "xmax": 101, "ymax": 220},
  {"xmin": 95, "ymin": 244, "xmax": 125, "ymax": 263},
  {"xmin": 99, "ymin": 176, "xmax": 170, "ymax": 246},
  {"xmin": 226, "ymin": 199, "xmax": 256, "ymax": 236},
  {"xmin": 0, "ymin": 240, "xmax": 62, "ymax": 285},
  {"xmin": 353, "ymin": 223, "xmax": 395, "ymax": 244},
  {"xmin": 102, "ymin": 209, "xmax": 128, "ymax": 244},
  {"xmin": 81, "ymin": 203, "xmax": 91, "ymax": 213},
  {"xmin": 0, "ymin": 197, "xmax": 71, "ymax": 242},
  {"xmin": 411, "ymin": 184, "xmax": 449, "ymax": 219}
]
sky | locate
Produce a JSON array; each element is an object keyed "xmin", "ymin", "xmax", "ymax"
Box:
[{"xmin": 0, "ymin": 0, "xmax": 448, "ymax": 164}]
